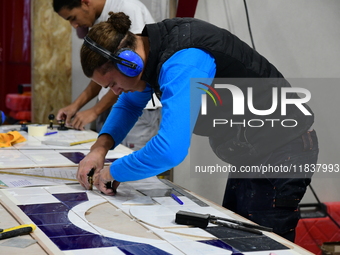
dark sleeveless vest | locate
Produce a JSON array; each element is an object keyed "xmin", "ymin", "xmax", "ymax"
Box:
[{"xmin": 141, "ymin": 18, "xmax": 314, "ymax": 165}]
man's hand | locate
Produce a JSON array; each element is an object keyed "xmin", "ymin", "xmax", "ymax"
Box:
[
  {"xmin": 57, "ymin": 105, "xmax": 98, "ymax": 130},
  {"xmin": 69, "ymin": 109, "xmax": 99, "ymax": 130},
  {"xmin": 93, "ymin": 166, "xmax": 120, "ymax": 195},
  {"xmin": 77, "ymin": 151, "xmax": 105, "ymax": 189},
  {"xmin": 77, "ymin": 134, "xmax": 114, "ymax": 190},
  {"xmin": 56, "ymin": 104, "xmax": 78, "ymax": 127}
]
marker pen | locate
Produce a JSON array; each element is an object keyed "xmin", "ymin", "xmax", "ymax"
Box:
[
  {"xmin": 171, "ymin": 193, "xmax": 184, "ymax": 205},
  {"xmin": 45, "ymin": 131, "xmax": 58, "ymax": 136}
]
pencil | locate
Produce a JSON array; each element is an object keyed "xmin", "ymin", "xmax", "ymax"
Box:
[
  {"xmin": 70, "ymin": 138, "xmax": 97, "ymax": 146},
  {"xmin": 42, "ymin": 138, "xmax": 96, "ymax": 146}
]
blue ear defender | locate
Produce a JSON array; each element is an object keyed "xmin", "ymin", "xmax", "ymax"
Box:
[
  {"xmin": 115, "ymin": 48, "xmax": 144, "ymax": 77},
  {"xmin": 83, "ymin": 36, "xmax": 144, "ymax": 77}
]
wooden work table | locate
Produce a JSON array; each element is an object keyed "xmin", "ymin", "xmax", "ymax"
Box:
[
  {"xmin": 0, "ymin": 180, "xmax": 314, "ymax": 255},
  {"xmin": 0, "ymin": 127, "xmax": 313, "ymax": 254}
]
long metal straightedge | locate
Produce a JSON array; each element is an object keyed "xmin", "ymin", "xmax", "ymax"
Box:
[{"xmin": 159, "ymin": 179, "xmax": 209, "ymax": 207}]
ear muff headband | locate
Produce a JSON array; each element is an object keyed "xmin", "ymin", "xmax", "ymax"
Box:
[{"xmin": 83, "ymin": 36, "xmax": 143, "ymax": 77}]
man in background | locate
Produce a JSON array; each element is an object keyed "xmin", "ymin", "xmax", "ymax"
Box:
[{"xmin": 53, "ymin": 0, "xmax": 161, "ymax": 150}]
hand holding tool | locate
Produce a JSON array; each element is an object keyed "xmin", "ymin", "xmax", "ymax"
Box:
[{"xmin": 87, "ymin": 168, "xmax": 95, "ymax": 190}]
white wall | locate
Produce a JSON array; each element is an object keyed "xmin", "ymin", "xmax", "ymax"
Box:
[
  {"xmin": 138, "ymin": 0, "xmax": 170, "ymax": 22},
  {"xmin": 174, "ymin": 0, "xmax": 340, "ymax": 205},
  {"xmin": 72, "ymin": 31, "xmax": 96, "ymax": 110}
]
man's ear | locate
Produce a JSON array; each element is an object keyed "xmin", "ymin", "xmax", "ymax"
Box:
[{"xmin": 81, "ymin": 0, "xmax": 90, "ymax": 7}]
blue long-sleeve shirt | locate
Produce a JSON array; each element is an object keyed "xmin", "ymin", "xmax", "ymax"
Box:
[{"xmin": 100, "ymin": 48, "xmax": 216, "ymax": 182}]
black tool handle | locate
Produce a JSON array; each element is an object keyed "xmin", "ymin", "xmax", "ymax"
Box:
[
  {"xmin": 87, "ymin": 168, "xmax": 95, "ymax": 190},
  {"xmin": 87, "ymin": 168, "xmax": 95, "ymax": 177},
  {"xmin": 105, "ymin": 181, "xmax": 113, "ymax": 190},
  {"xmin": 210, "ymin": 220, "xmax": 263, "ymax": 235},
  {"xmin": 212, "ymin": 215, "xmax": 273, "ymax": 232},
  {"xmin": 175, "ymin": 210, "xmax": 210, "ymax": 229},
  {"xmin": 0, "ymin": 226, "xmax": 33, "ymax": 240}
]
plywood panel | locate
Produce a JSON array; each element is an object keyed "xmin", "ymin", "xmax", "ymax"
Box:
[{"xmin": 31, "ymin": 0, "xmax": 71, "ymax": 124}]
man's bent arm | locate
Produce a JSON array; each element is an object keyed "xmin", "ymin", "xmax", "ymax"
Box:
[
  {"xmin": 91, "ymin": 89, "xmax": 118, "ymax": 116},
  {"xmin": 71, "ymin": 80, "xmax": 102, "ymax": 110}
]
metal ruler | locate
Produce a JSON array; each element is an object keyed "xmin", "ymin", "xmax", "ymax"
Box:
[{"xmin": 159, "ymin": 179, "xmax": 209, "ymax": 207}]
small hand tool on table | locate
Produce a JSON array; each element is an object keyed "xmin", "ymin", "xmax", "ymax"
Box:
[
  {"xmin": 175, "ymin": 210, "xmax": 273, "ymax": 235},
  {"xmin": 0, "ymin": 224, "xmax": 36, "ymax": 240}
]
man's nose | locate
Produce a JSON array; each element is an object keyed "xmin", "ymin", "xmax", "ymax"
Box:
[
  {"xmin": 111, "ymin": 87, "xmax": 120, "ymax": 95},
  {"xmin": 70, "ymin": 21, "xmax": 79, "ymax": 28}
]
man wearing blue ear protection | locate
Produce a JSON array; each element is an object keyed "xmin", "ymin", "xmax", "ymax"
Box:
[
  {"xmin": 77, "ymin": 12, "xmax": 319, "ymax": 243},
  {"xmin": 53, "ymin": 0, "xmax": 161, "ymax": 150}
]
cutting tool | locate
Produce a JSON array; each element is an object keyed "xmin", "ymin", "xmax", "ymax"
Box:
[{"xmin": 87, "ymin": 168, "xmax": 95, "ymax": 190}]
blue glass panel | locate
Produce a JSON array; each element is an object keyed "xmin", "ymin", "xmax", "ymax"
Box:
[
  {"xmin": 38, "ymin": 224, "xmax": 91, "ymax": 238},
  {"xmin": 199, "ymin": 239, "xmax": 236, "ymax": 252},
  {"xmin": 60, "ymin": 152, "xmax": 85, "ymax": 164},
  {"xmin": 51, "ymin": 235, "xmax": 133, "ymax": 250},
  {"xmin": 52, "ymin": 192, "xmax": 88, "ymax": 202},
  {"xmin": 27, "ymin": 211, "xmax": 70, "ymax": 226},
  {"xmin": 119, "ymin": 244, "xmax": 172, "ymax": 255},
  {"xmin": 18, "ymin": 203, "xmax": 69, "ymax": 215},
  {"xmin": 60, "ymin": 152, "xmax": 116, "ymax": 164},
  {"xmin": 18, "ymin": 199, "xmax": 172, "ymax": 254}
]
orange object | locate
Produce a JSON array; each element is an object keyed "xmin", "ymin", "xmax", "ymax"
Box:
[{"xmin": 0, "ymin": 131, "xmax": 26, "ymax": 148}]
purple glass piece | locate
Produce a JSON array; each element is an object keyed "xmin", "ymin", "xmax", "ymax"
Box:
[
  {"xmin": 38, "ymin": 224, "xmax": 91, "ymax": 238},
  {"xmin": 27, "ymin": 211, "xmax": 70, "ymax": 226},
  {"xmin": 60, "ymin": 152, "xmax": 85, "ymax": 164},
  {"xmin": 60, "ymin": 152, "xmax": 117, "ymax": 164},
  {"xmin": 52, "ymin": 192, "xmax": 88, "ymax": 202},
  {"xmin": 51, "ymin": 235, "xmax": 134, "ymax": 250},
  {"xmin": 18, "ymin": 203, "xmax": 69, "ymax": 215},
  {"xmin": 18, "ymin": 198, "xmax": 172, "ymax": 253},
  {"xmin": 199, "ymin": 239, "xmax": 236, "ymax": 252}
]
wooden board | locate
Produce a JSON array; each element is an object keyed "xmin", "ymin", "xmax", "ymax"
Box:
[{"xmin": 31, "ymin": 0, "xmax": 72, "ymax": 124}]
